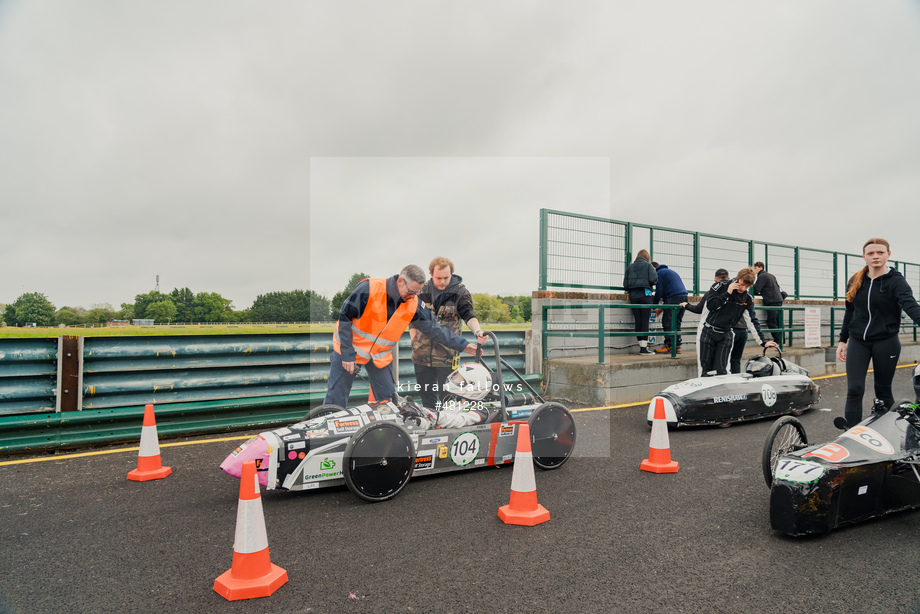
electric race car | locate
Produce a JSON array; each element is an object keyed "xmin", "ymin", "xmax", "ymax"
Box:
[
  {"xmin": 647, "ymin": 348, "xmax": 820, "ymax": 427},
  {"xmin": 220, "ymin": 332, "xmax": 577, "ymax": 502},
  {"xmin": 763, "ymin": 364, "xmax": 920, "ymax": 536}
]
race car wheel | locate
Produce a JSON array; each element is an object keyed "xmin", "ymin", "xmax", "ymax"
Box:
[
  {"xmin": 762, "ymin": 416, "xmax": 808, "ymax": 488},
  {"xmin": 528, "ymin": 402, "xmax": 577, "ymax": 470},
  {"xmin": 304, "ymin": 404, "xmax": 344, "ymax": 421},
  {"xmin": 344, "ymin": 422, "xmax": 415, "ymax": 502}
]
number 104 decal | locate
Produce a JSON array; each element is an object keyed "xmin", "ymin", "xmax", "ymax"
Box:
[{"xmin": 450, "ymin": 432, "xmax": 480, "ymax": 467}]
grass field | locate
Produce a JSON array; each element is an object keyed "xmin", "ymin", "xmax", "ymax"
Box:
[{"xmin": 0, "ymin": 322, "xmax": 532, "ymax": 338}]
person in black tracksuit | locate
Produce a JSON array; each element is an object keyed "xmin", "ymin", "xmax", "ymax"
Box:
[
  {"xmin": 836, "ymin": 239, "xmax": 920, "ymax": 427},
  {"xmin": 692, "ymin": 267, "xmax": 777, "ymax": 376},
  {"xmin": 623, "ymin": 249, "xmax": 658, "ymax": 354},
  {"xmin": 683, "ymin": 268, "xmax": 750, "ymax": 374}
]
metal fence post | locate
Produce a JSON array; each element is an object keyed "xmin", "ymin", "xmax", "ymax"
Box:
[{"xmin": 598, "ymin": 306, "xmax": 605, "ymax": 364}]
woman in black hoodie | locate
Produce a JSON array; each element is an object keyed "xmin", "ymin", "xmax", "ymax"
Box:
[{"xmin": 836, "ymin": 238, "xmax": 920, "ymax": 426}]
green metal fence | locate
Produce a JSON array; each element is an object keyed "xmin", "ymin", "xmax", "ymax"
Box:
[
  {"xmin": 542, "ymin": 303, "xmax": 813, "ymax": 364},
  {"xmin": 539, "ymin": 208, "xmax": 920, "ymax": 300}
]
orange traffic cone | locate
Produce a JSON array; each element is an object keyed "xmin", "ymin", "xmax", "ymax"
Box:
[
  {"xmin": 641, "ymin": 397, "xmax": 679, "ymax": 473},
  {"xmin": 214, "ymin": 460, "xmax": 288, "ymax": 601},
  {"xmin": 127, "ymin": 404, "xmax": 172, "ymax": 481},
  {"xmin": 498, "ymin": 424, "xmax": 550, "ymax": 526}
]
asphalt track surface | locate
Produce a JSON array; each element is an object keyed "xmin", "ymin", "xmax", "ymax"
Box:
[{"xmin": 2, "ymin": 367, "xmax": 920, "ymax": 614}]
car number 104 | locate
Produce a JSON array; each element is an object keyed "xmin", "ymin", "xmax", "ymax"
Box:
[
  {"xmin": 450, "ymin": 433, "xmax": 480, "ymax": 467},
  {"xmin": 775, "ymin": 459, "xmax": 826, "ymax": 484}
]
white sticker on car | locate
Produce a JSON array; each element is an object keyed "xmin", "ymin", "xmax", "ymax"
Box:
[
  {"xmin": 761, "ymin": 384, "xmax": 777, "ymax": 407},
  {"xmin": 450, "ymin": 432, "xmax": 480, "ymax": 467},
  {"xmin": 774, "ymin": 459, "xmax": 826, "ymax": 484},
  {"xmin": 841, "ymin": 426, "xmax": 894, "ymax": 455}
]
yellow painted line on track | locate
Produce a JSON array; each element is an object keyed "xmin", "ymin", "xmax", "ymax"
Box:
[
  {"xmin": 0, "ymin": 434, "xmax": 255, "ymax": 467},
  {"xmin": 3, "ymin": 362, "xmax": 916, "ymax": 467}
]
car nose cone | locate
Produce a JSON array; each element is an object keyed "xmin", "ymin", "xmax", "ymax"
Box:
[{"xmin": 220, "ymin": 435, "xmax": 271, "ymax": 487}]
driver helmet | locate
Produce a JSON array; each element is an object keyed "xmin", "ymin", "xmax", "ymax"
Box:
[
  {"xmin": 444, "ymin": 363, "xmax": 492, "ymax": 401},
  {"xmin": 745, "ymin": 355, "xmax": 774, "ymax": 377}
]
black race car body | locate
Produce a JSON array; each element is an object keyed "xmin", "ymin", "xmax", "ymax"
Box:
[
  {"xmin": 765, "ymin": 365, "xmax": 920, "ymax": 536},
  {"xmin": 649, "ymin": 352, "xmax": 820, "ymax": 427}
]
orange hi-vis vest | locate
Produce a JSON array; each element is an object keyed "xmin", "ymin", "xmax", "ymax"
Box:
[{"xmin": 333, "ymin": 278, "xmax": 418, "ymax": 367}]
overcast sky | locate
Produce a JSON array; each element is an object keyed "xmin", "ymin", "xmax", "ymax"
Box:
[{"xmin": 2, "ymin": 1, "xmax": 918, "ymax": 311}]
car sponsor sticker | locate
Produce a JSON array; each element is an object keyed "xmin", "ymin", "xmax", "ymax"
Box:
[
  {"xmin": 804, "ymin": 443, "xmax": 850, "ymax": 462},
  {"xmin": 499, "ymin": 425, "xmax": 516, "ymax": 437},
  {"xmin": 287, "ymin": 441, "xmax": 305, "ymax": 451},
  {"xmin": 437, "ymin": 444, "xmax": 449, "ymax": 459},
  {"xmin": 304, "ymin": 429, "xmax": 328, "ymax": 439},
  {"xmin": 761, "ymin": 384, "xmax": 777, "ymax": 407},
  {"xmin": 475, "ymin": 458, "xmax": 486, "ymax": 466},
  {"xmin": 423, "ymin": 436, "xmax": 449, "ymax": 446},
  {"xmin": 714, "ymin": 394, "xmax": 747, "ymax": 403},
  {"xmin": 841, "ymin": 426, "xmax": 894, "ymax": 455},
  {"xmin": 450, "ymin": 432, "xmax": 480, "ymax": 467},
  {"xmin": 282, "ymin": 434, "xmax": 301, "ymax": 441},
  {"xmin": 774, "ymin": 459, "xmax": 826, "ymax": 484},
  {"xmin": 507, "ymin": 408, "xmax": 531, "ymax": 419},
  {"xmin": 414, "ymin": 452, "xmax": 434, "ymax": 471},
  {"xmin": 274, "ymin": 428, "xmax": 292, "ymax": 436},
  {"xmin": 331, "ymin": 418, "xmax": 362, "ymax": 435}
]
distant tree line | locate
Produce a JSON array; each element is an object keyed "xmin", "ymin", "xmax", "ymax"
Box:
[{"xmin": 0, "ymin": 273, "xmax": 532, "ymax": 327}]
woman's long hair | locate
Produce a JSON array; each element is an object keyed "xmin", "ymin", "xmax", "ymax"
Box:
[
  {"xmin": 845, "ymin": 238, "xmax": 890, "ymax": 302},
  {"xmin": 636, "ymin": 249, "xmax": 650, "ymax": 261}
]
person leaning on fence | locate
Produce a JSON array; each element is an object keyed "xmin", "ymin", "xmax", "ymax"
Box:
[
  {"xmin": 651, "ymin": 262, "xmax": 688, "ymax": 354},
  {"xmin": 836, "ymin": 238, "xmax": 920, "ymax": 428},
  {"xmin": 623, "ymin": 249, "xmax": 658, "ymax": 355},
  {"xmin": 684, "ymin": 267, "xmax": 776, "ymax": 377},
  {"xmin": 753, "ymin": 261, "xmax": 786, "ymax": 344},
  {"xmin": 408, "ymin": 257, "xmax": 488, "ymax": 409},
  {"xmin": 324, "ymin": 265, "xmax": 482, "ymax": 408}
]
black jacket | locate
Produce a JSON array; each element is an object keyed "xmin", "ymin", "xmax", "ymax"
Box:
[
  {"xmin": 704, "ymin": 279, "xmax": 767, "ymax": 344},
  {"xmin": 684, "ymin": 288, "xmax": 745, "ymax": 329},
  {"xmin": 753, "ymin": 270, "xmax": 784, "ymax": 304},
  {"xmin": 623, "ymin": 258, "xmax": 657, "ymax": 292},
  {"xmin": 839, "ymin": 268, "xmax": 920, "ymax": 343}
]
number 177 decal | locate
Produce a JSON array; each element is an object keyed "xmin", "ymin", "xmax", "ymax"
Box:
[{"xmin": 775, "ymin": 459, "xmax": 826, "ymax": 484}]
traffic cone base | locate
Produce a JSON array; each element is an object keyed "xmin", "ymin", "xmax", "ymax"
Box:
[
  {"xmin": 640, "ymin": 454, "xmax": 679, "ymax": 474},
  {"xmin": 127, "ymin": 458, "xmax": 172, "ymax": 481},
  {"xmin": 213, "ymin": 550, "xmax": 288, "ymax": 601},
  {"xmin": 498, "ymin": 425, "xmax": 550, "ymax": 526}
]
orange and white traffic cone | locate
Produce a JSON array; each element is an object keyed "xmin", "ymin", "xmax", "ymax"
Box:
[
  {"xmin": 214, "ymin": 460, "xmax": 288, "ymax": 601},
  {"xmin": 640, "ymin": 397, "xmax": 679, "ymax": 474},
  {"xmin": 498, "ymin": 424, "xmax": 550, "ymax": 526},
  {"xmin": 127, "ymin": 404, "xmax": 172, "ymax": 481}
]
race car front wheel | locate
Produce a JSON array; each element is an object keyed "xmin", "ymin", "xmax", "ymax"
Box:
[
  {"xmin": 344, "ymin": 422, "xmax": 415, "ymax": 502},
  {"xmin": 528, "ymin": 402, "xmax": 577, "ymax": 470},
  {"xmin": 762, "ymin": 416, "xmax": 808, "ymax": 488},
  {"xmin": 304, "ymin": 404, "xmax": 344, "ymax": 421}
]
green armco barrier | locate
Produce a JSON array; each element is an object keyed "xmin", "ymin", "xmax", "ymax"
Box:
[{"xmin": 0, "ymin": 331, "xmax": 538, "ymax": 455}]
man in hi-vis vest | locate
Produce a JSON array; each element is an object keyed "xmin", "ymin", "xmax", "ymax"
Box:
[{"xmin": 325, "ymin": 264, "xmax": 482, "ymax": 408}]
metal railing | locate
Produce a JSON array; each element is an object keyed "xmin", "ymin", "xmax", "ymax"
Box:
[
  {"xmin": 543, "ymin": 303, "xmax": 811, "ymax": 363},
  {"xmin": 539, "ymin": 208, "xmax": 920, "ymax": 300},
  {"xmin": 829, "ymin": 307, "xmax": 920, "ymax": 346}
]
